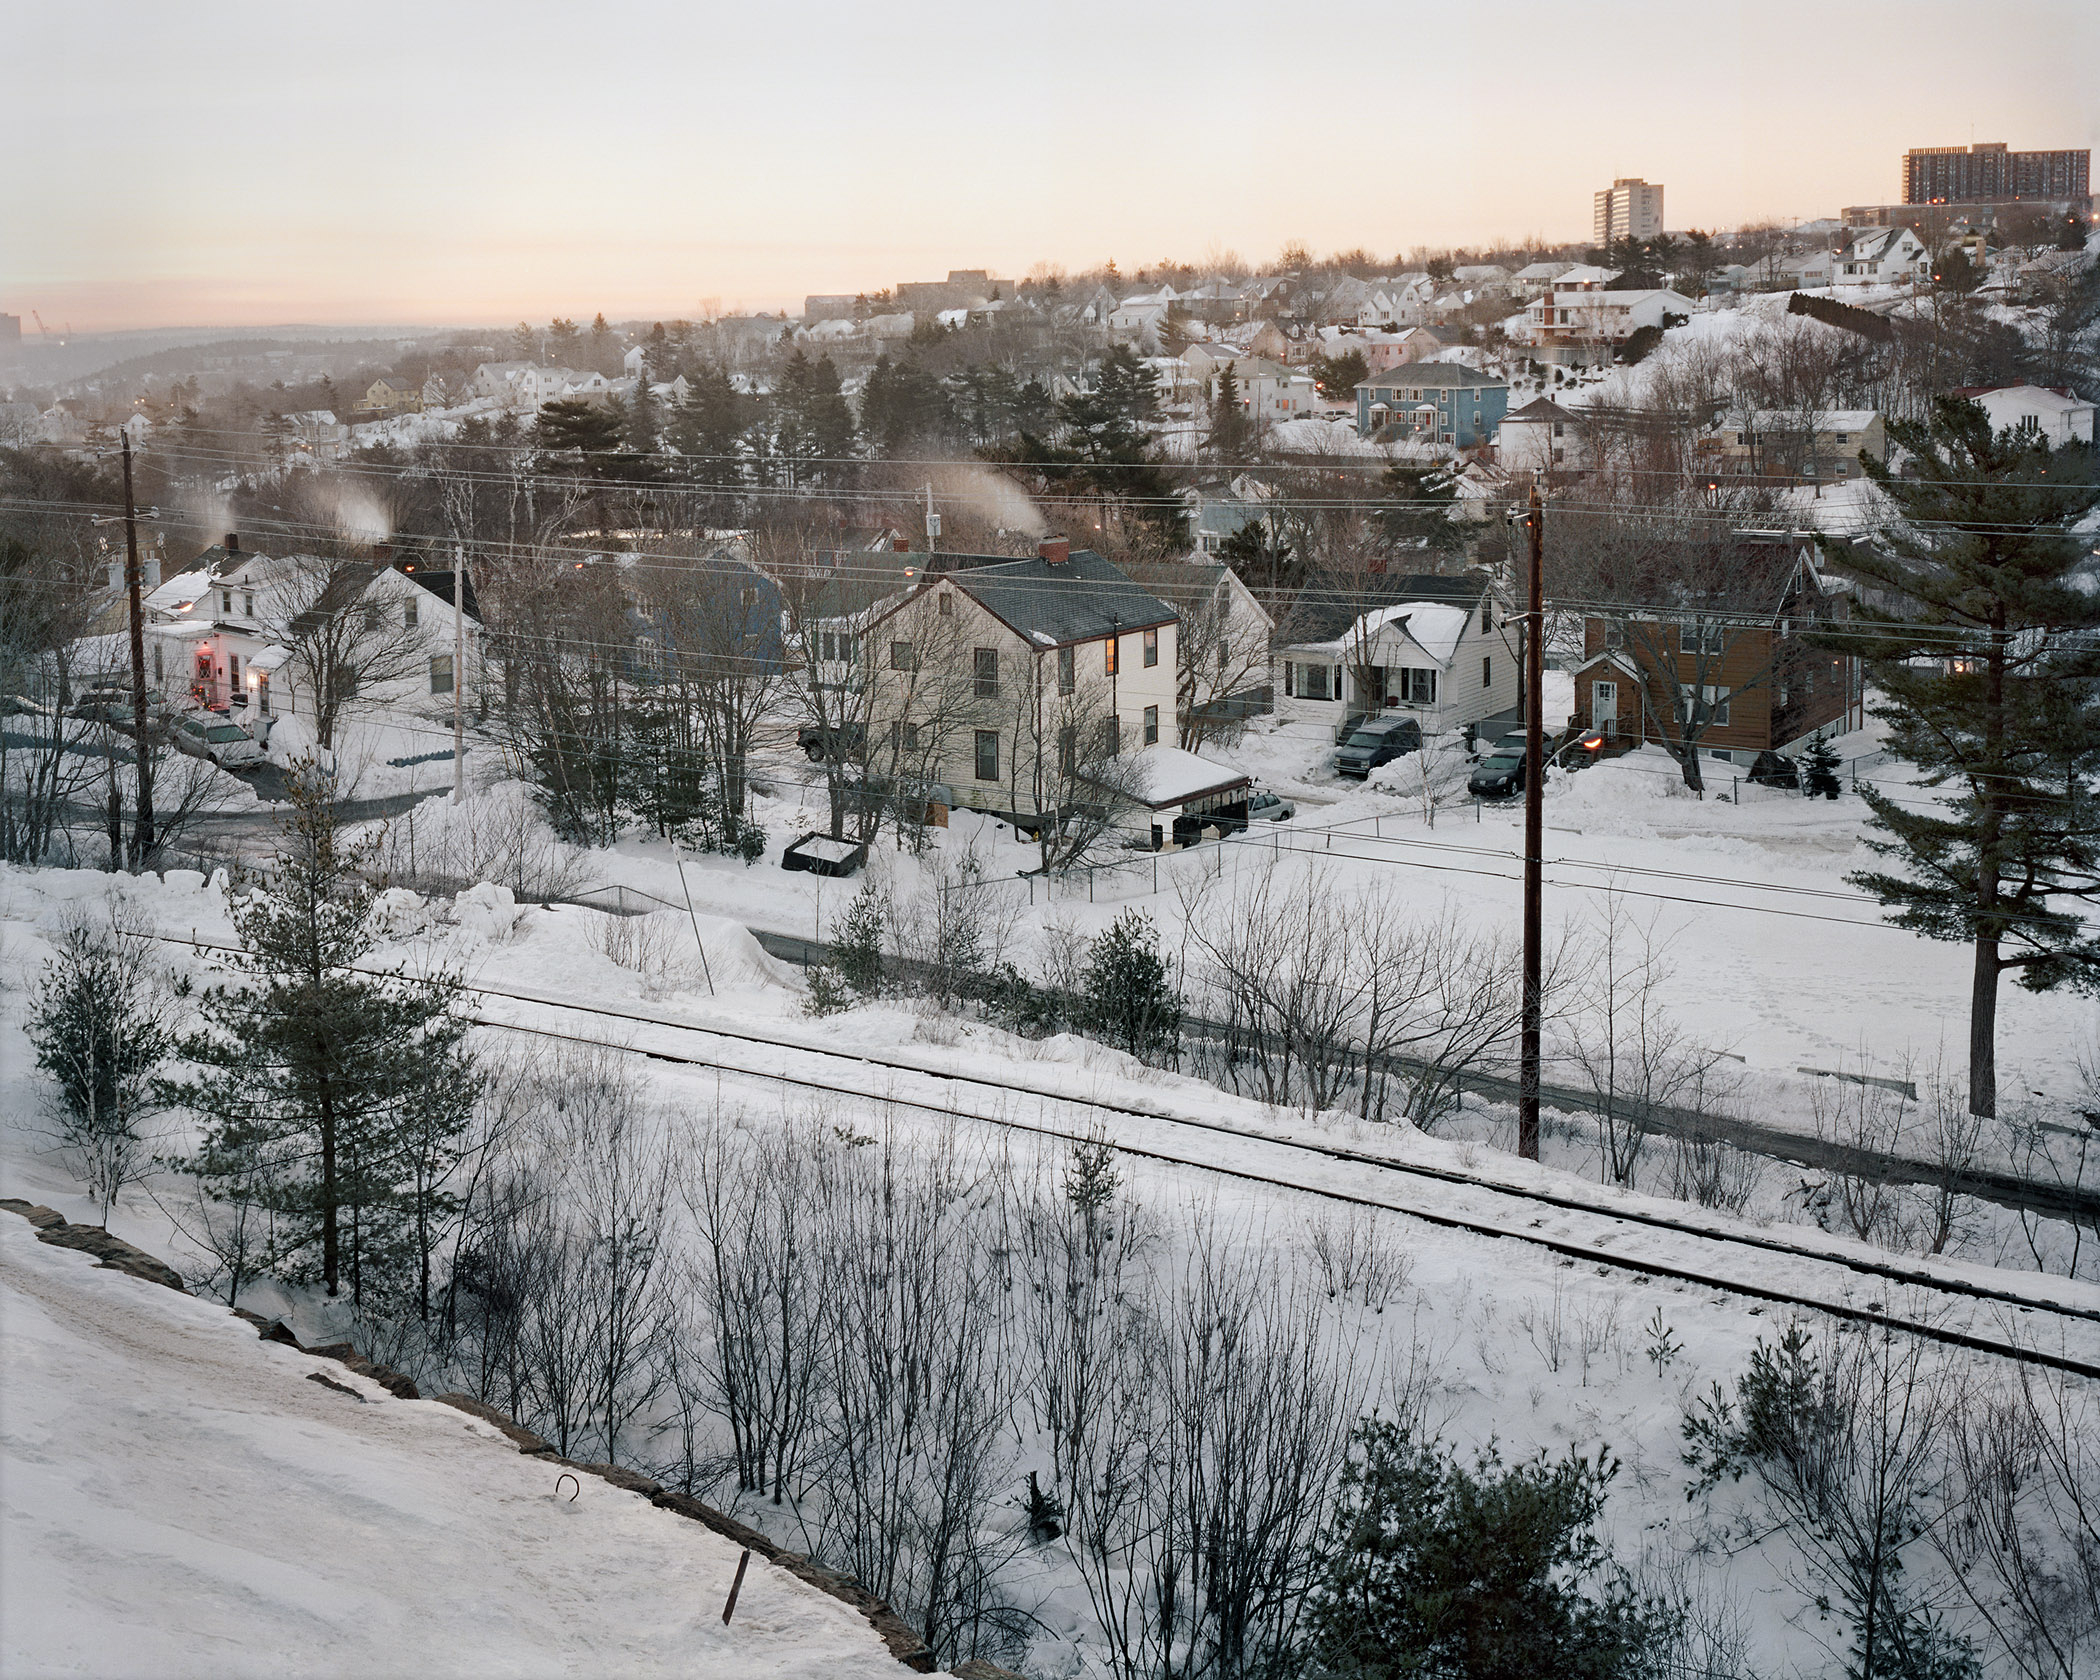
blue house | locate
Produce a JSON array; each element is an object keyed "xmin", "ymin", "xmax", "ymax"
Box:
[{"xmin": 1354, "ymin": 363, "xmax": 1510, "ymax": 447}]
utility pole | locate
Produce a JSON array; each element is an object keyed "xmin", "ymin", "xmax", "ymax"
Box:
[
  {"xmin": 1519, "ymin": 475, "xmax": 1544, "ymax": 1162},
  {"xmin": 121, "ymin": 432, "xmax": 155, "ymax": 865},
  {"xmin": 451, "ymin": 543, "xmax": 467, "ymax": 803}
]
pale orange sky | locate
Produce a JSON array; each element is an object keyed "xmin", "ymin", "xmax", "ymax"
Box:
[{"xmin": 6, "ymin": 0, "xmax": 2095, "ymax": 332}]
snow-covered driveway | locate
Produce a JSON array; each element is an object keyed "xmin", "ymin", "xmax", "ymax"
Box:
[{"xmin": 0, "ymin": 1215, "xmax": 898, "ymax": 1680}]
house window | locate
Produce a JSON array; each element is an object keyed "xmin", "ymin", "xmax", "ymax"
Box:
[
  {"xmin": 1479, "ymin": 600, "xmax": 1492, "ymax": 633},
  {"xmin": 819, "ymin": 630, "xmax": 837, "ymax": 661},
  {"xmin": 1101, "ymin": 715, "xmax": 1121, "ymax": 756},
  {"xmin": 1691, "ymin": 685, "xmax": 1729, "ymax": 727},
  {"xmin": 1058, "ymin": 725, "xmax": 1077, "ymax": 774},
  {"xmin": 1104, "ymin": 636, "xmax": 1119, "ymax": 675},
  {"xmin": 974, "ymin": 730, "xmax": 999, "ymax": 782},
  {"xmin": 890, "ymin": 720, "xmax": 920, "ymax": 754},
  {"xmin": 364, "ymin": 602, "xmax": 383, "ymax": 632},
  {"xmin": 228, "ymin": 653, "xmax": 241, "ymax": 693},
  {"xmin": 1482, "ymin": 656, "xmax": 1492, "ymax": 688},
  {"xmin": 404, "ymin": 596, "xmax": 418, "ymax": 630},
  {"xmin": 430, "ymin": 653, "xmax": 455, "ymax": 695},
  {"xmin": 1057, "ymin": 645, "xmax": 1075, "ymax": 695},
  {"xmin": 974, "ymin": 647, "xmax": 999, "ymax": 698},
  {"xmin": 1603, "ymin": 622, "xmax": 1623, "ymax": 650},
  {"xmin": 891, "ymin": 640, "xmax": 916, "ymax": 671},
  {"xmin": 243, "ymin": 591, "xmax": 254, "ymax": 617},
  {"xmin": 1398, "ymin": 668, "xmax": 1437, "ymax": 705},
  {"xmin": 938, "ymin": 593, "xmax": 953, "ymax": 616},
  {"xmin": 152, "ymin": 644, "xmax": 163, "ymax": 683},
  {"xmin": 221, "ymin": 590, "xmax": 232, "ymax": 614},
  {"xmin": 1143, "ymin": 626, "xmax": 1159, "ymax": 667},
  {"xmin": 1695, "ymin": 623, "xmax": 1726, "ymax": 655},
  {"xmin": 1143, "ymin": 705, "xmax": 1159, "ymax": 745}
]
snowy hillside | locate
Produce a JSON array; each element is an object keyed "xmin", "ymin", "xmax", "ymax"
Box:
[{"xmin": 0, "ymin": 1210, "xmax": 902, "ymax": 1680}]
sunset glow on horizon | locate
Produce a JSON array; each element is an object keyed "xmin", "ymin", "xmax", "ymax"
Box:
[{"xmin": 7, "ymin": 0, "xmax": 2095, "ymax": 332}]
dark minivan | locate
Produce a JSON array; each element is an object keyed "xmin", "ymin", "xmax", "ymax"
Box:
[{"xmin": 1334, "ymin": 717, "xmax": 1423, "ymax": 778}]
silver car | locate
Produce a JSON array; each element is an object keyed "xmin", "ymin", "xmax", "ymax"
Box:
[{"xmin": 174, "ymin": 712, "xmax": 267, "ymax": 769}]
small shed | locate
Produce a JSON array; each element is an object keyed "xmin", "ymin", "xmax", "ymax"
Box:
[
  {"xmin": 781, "ymin": 832, "xmax": 868, "ymax": 877},
  {"xmin": 1114, "ymin": 746, "xmax": 1251, "ymax": 850}
]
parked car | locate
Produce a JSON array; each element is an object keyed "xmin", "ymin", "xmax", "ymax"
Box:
[
  {"xmin": 1208, "ymin": 788, "xmax": 1296, "ymax": 837},
  {"xmin": 797, "ymin": 722, "xmax": 866, "ymax": 762},
  {"xmin": 1467, "ymin": 744, "xmax": 1533, "ymax": 800},
  {"xmin": 1334, "ymin": 717, "xmax": 1422, "ymax": 778},
  {"xmin": 173, "ymin": 711, "xmax": 266, "ymax": 769}
]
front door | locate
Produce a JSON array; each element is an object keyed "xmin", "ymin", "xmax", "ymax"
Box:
[{"xmin": 1593, "ymin": 680, "xmax": 1618, "ymax": 739}]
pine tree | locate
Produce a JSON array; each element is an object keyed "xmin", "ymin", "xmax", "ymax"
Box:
[
  {"xmin": 1817, "ymin": 396, "xmax": 2100, "ymax": 1117},
  {"xmin": 669, "ymin": 364, "xmax": 751, "ymax": 499},
  {"xmin": 828, "ymin": 882, "xmax": 888, "ymax": 997},
  {"xmin": 1079, "ymin": 910, "xmax": 1181, "ymax": 1062},
  {"xmin": 1206, "ymin": 361, "xmax": 1256, "ymax": 461},
  {"xmin": 1803, "ymin": 734, "xmax": 1843, "ymax": 800},
  {"xmin": 162, "ymin": 766, "xmax": 481, "ymax": 1308},
  {"xmin": 29, "ymin": 913, "xmax": 171, "ymax": 1223},
  {"xmin": 1381, "ymin": 463, "xmax": 1465, "ymax": 555}
]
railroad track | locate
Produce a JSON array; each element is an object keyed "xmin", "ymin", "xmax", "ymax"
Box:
[{"xmin": 451, "ymin": 973, "xmax": 2100, "ymax": 1382}]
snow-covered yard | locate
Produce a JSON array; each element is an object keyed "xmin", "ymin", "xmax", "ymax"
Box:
[{"xmin": 0, "ymin": 1211, "xmax": 901, "ymax": 1679}]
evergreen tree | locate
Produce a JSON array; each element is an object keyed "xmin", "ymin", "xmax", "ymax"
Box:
[
  {"xmin": 162, "ymin": 767, "xmax": 481, "ymax": 1309},
  {"xmin": 1803, "ymin": 734, "xmax": 1844, "ymax": 800},
  {"xmin": 1380, "ymin": 463, "xmax": 1465, "ymax": 555},
  {"xmin": 772, "ymin": 351, "xmax": 858, "ymax": 484},
  {"xmin": 1309, "ymin": 1422, "xmax": 1677, "ymax": 1680},
  {"xmin": 1001, "ymin": 353, "xmax": 1188, "ymax": 554},
  {"xmin": 1817, "ymin": 396, "xmax": 2100, "ymax": 1117},
  {"xmin": 669, "ymin": 363, "xmax": 751, "ymax": 497},
  {"xmin": 829, "ymin": 881, "xmax": 888, "ymax": 997},
  {"xmin": 623, "ymin": 376, "xmax": 660, "ymax": 459},
  {"xmin": 1310, "ymin": 348, "xmax": 1370, "ymax": 399},
  {"xmin": 29, "ymin": 913, "xmax": 171, "ymax": 1223},
  {"xmin": 1205, "ymin": 362, "xmax": 1256, "ymax": 461},
  {"xmin": 1079, "ymin": 910, "xmax": 1181, "ymax": 1062}
]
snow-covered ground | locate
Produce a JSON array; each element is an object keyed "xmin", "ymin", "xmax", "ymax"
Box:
[{"xmin": 0, "ymin": 1213, "xmax": 901, "ymax": 1680}]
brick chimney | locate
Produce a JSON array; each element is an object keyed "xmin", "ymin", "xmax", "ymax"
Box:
[
  {"xmin": 1039, "ymin": 536, "xmax": 1070, "ymax": 566},
  {"xmin": 892, "ymin": 535, "xmax": 910, "ymax": 553}
]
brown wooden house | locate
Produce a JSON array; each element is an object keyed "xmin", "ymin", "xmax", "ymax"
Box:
[{"xmin": 1569, "ymin": 539, "xmax": 1861, "ymax": 769}]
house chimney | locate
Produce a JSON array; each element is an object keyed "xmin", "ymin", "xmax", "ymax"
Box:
[
  {"xmin": 224, "ymin": 532, "xmax": 240, "ymax": 554},
  {"xmin": 893, "ymin": 535, "xmax": 910, "ymax": 552},
  {"xmin": 1039, "ymin": 536, "xmax": 1071, "ymax": 566},
  {"xmin": 108, "ymin": 558, "xmax": 123, "ymax": 592}
]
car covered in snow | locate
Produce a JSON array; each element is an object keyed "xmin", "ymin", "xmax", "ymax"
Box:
[{"xmin": 172, "ymin": 711, "xmax": 266, "ymax": 769}]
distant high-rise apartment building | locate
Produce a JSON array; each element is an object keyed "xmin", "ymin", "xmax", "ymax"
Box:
[
  {"xmin": 1903, "ymin": 143, "xmax": 2089, "ymax": 205},
  {"xmin": 1593, "ymin": 178, "xmax": 1665, "ymax": 246},
  {"xmin": 0, "ymin": 313, "xmax": 19, "ymax": 347}
]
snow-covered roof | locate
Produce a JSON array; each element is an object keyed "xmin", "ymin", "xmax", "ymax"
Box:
[
  {"xmin": 1120, "ymin": 745, "xmax": 1251, "ymax": 810},
  {"xmin": 143, "ymin": 568, "xmax": 213, "ymax": 616}
]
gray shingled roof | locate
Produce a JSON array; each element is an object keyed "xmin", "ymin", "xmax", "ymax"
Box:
[
  {"xmin": 955, "ymin": 549, "xmax": 1177, "ymax": 647},
  {"xmin": 1355, "ymin": 362, "xmax": 1507, "ymax": 393}
]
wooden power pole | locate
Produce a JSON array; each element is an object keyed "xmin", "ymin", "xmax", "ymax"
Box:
[
  {"xmin": 452, "ymin": 544, "xmax": 467, "ymax": 804},
  {"xmin": 1519, "ymin": 476, "xmax": 1544, "ymax": 1161},
  {"xmin": 121, "ymin": 432, "xmax": 155, "ymax": 864}
]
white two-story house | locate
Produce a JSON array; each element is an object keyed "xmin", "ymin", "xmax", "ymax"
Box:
[{"xmin": 1274, "ymin": 571, "xmax": 1519, "ymax": 738}]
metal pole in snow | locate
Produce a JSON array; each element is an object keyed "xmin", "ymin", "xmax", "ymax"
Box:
[
  {"xmin": 452, "ymin": 543, "xmax": 468, "ymax": 803},
  {"xmin": 1519, "ymin": 474, "xmax": 1545, "ymax": 1163},
  {"xmin": 722, "ymin": 1549, "xmax": 752, "ymax": 1624},
  {"xmin": 675, "ymin": 854, "xmax": 716, "ymax": 996}
]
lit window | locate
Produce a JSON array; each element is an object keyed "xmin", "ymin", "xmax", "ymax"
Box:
[
  {"xmin": 1143, "ymin": 626, "xmax": 1158, "ymax": 667},
  {"xmin": 1104, "ymin": 636, "xmax": 1119, "ymax": 675}
]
